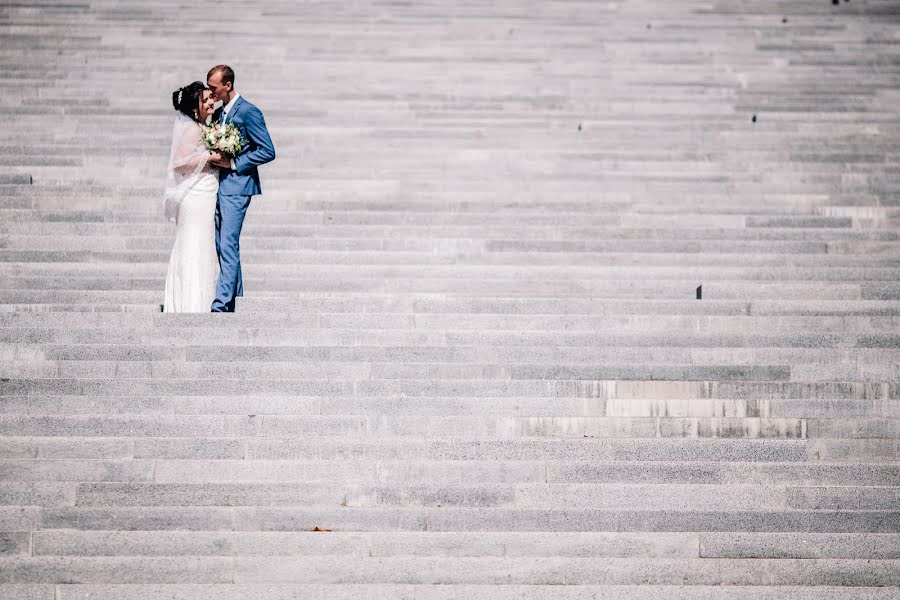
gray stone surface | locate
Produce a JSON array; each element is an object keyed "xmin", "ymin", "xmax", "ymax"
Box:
[
  {"xmin": 0, "ymin": 459, "xmax": 153, "ymax": 482},
  {"xmin": 0, "ymin": 508, "xmax": 42, "ymax": 533},
  {"xmin": 0, "ymin": 533, "xmax": 30, "ymax": 556},
  {"xmin": 786, "ymin": 486, "xmax": 900, "ymax": 511},
  {"xmin": 0, "ymin": 483, "xmax": 75, "ymax": 507},
  {"xmin": 0, "ymin": 557, "xmax": 233, "ymax": 584},
  {"xmin": 423, "ymin": 508, "xmax": 900, "ymax": 534},
  {"xmin": 1, "ymin": 0, "xmax": 898, "ymax": 593},
  {"xmin": 42, "ymin": 585, "xmax": 900, "ymax": 600},
  {"xmin": 31, "ymin": 531, "xmax": 699, "ymax": 558},
  {"xmin": 0, "ymin": 586, "xmax": 53, "ymax": 600},
  {"xmin": 0, "ymin": 439, "xmax": 134, "ymax": 460},
  {"xmin": 700, "ymin": 533, "xmax": 900, "ymax": 559},
  {"xmin": 242, "ymin": 438, "xmax": 809, "ymax": 462},
  {"xmin": 548, "ymin": 462, "xmax": 900, "ymax": 486},
  {"xmin": 0, "ymin": 175, "xmax": 32, "ymax": 185},
  {"xmin": 41, "ymin": 508, "xmax": 234, "ymax": 531}
]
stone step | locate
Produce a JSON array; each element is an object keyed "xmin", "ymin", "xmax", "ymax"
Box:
[
  {"xmin": 3, "ymin": 358, "xmax": 895, "ymax": 384},
  {"xmin": 6, "ymin": 188, "xmax": 899, "ymax": 208},
  {"xmin": 0, "ymin": 395, "xmax": 893, "ymax": 420},
  {"xmin": 3, "ymin": 196, "xmax": 896, "ymax": 214},
  {"xmin": 0, "ymin": 304, "xmax": 161, "ymax": 314},
  {"xmin": 15, "ymin": 479, "xmax": 889, "ymax": 513},
  {"xmin": 13, "ymin": 353, "xmax": 875, "ymax": 374},
  {"xmin": 9, "ymin": 339, "xmax": 900, "ymax": 358},
  {"xmin": 0, "ymin": 584, "xmax": 897, "ymax": 600},
  {"xmin": 1, "ymin": 378, "xmax": 884, "ymax": 399},
  {"xmin": 13, "ymin": 531, "xmax": 897, "ymax": 560},
  {"xmin": 0, "ymin": 199, "xmax": 843, "ymax": 212},
  {"xmin": 6, "ymin": 252, "xmax": 900, "ymax": 270},
  {"xmin": 7, "ymin": 238, "xmax": 899, "ymax": 257},
  {"xmin": 3, "ymin": 0, "xmax": 898, "ymax": 592},
  {"xmin": 6, "ymin": 504, "xmax": 897, "ymax": 533},
  {"xmin": 4, "ymin": 282, "xmax": 899, "ymax": 306},
  {"xmin": 0, "ymin": 436, "xmax": 813, "ymax": 462},
  {"xmin": 13, "ymin": 339, "xmax": 900, "ymax": 357},
  {"xmin": 0, "ymin": 174, "xmax": 31, "ymax": 185},
  {"xmin": 8, "ymin": 226, "xmax": 896, "ymax": 243},
  {"xmin": 5, "ymin": 255, "xmax": 900, "ymax": 273},
  {"xmin": 6, "ymin": 267, "xmax": 900, "ymax": 290},
  {"xmin": 0, "ymin": 413, "xmax": 894, "ymax": 440},
  {"xmin": 2, "ymin": 459, "xmax": 896, "ymax": 486},
  {"xmin": 0, "ymin": 556, "xmax": 898, "ymax": 586},
  {"xmin": 0, "ymin": 414, "xmax": 827, "ymax": 440},
  {"xmin": 11, "ymin": 481, "xmax": 881, "ymax": 512},
  {"xmin": 1, "ymin": 298, "xmax": 899, "ymax": 320},
  {"xmin": 0, "ymin": 308, "xmax": 893, "ymax": 326},
  {"xmin": 1, "ymin": 327, "xmax": 897, "ymax": 347}
]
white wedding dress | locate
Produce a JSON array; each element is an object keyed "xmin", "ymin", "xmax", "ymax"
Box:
[{"xmin": 162, "ymin": 114, "xmax": 220, "ymax": 313}]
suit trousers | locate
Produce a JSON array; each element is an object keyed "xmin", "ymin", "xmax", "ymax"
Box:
[{"xmin": 211, "ymin": 193, "xmax": 252, "ymax": 312}]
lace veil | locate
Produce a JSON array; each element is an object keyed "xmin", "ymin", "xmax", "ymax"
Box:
[{"xmin": 162, "ymin": 112, "xmax": 210, "ymax": 221}]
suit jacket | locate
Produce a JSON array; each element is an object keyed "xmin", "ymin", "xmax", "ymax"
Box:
[{"xmin": 214, "ymin": 96, "xmax": 276, "ymax": 196}]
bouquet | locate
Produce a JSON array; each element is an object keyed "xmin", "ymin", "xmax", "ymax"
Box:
[{"xmin": 202, "ymin": 122, "xmax": 246, "ymax": 157}]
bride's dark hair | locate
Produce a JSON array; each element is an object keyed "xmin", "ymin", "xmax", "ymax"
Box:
[{"xmin": 172, "ymin": 81, "xmax": 207, "ymax": 121}]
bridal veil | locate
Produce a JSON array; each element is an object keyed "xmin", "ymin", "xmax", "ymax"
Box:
[{"xmin": 163, "ymin": 112, "xmax": 210, "ymax": 221}]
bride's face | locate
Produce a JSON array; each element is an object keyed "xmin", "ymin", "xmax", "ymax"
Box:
[{"xmin": 198, "ymin": 90, "xmax": 215, "ymax": 121}]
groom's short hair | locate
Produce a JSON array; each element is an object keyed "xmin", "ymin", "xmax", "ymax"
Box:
[{"xmin": 208, "ymin": 64, "xmax": 234, "ymax": 86}]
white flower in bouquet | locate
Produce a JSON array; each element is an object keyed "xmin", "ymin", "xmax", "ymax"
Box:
[{"xmin": 202, "ymin": 122, "xmax": 246, "ymax": 157}]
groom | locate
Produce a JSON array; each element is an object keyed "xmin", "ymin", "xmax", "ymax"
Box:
[{"xmin": 206, "ymin": 64, "xmax": 276, "ymax": 312}]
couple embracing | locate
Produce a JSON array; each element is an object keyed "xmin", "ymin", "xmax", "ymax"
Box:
[{"xmin": 162, "ymin": 65, "xmax": 276, "ymax": 313}]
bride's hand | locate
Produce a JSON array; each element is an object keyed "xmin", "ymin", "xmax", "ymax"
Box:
[{"xmin": 208, "ymin": 151, "xmax": 233, "ymax": 169}]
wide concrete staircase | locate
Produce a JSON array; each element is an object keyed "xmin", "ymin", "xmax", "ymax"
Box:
[{"xmin": 1, "ymin": 0, "xmax": 899, "ymax": 598}]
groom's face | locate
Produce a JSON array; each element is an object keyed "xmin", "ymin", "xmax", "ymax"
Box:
[{"xmin": 207, "ymin": 73, "xmax": 232, "ymax": 104}]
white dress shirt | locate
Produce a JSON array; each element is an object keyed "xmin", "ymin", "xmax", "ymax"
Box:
[
  {"xmin": 221, "ymin": 93, "xmax": 241, "ymax": 121},
  {"xmin": 221, "ymin": 93, "xmax": 241, "ymax": 171}
]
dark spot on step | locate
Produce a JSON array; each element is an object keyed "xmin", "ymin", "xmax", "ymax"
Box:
[
  {"xmin": 782, "ymin": 17, "xmax": 788, "ymax": 23},
  {"xmin": 751, "ymin": 114, "xmax": 757, "ymax": 123},
  {"xmin": 577, "ymin": 123, "xmax": 582, "ymax": 131}
]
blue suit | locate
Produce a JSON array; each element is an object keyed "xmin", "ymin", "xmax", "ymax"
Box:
[{"xmin": 211, "ymin": 95, "xmax": 276, "ymax": 312}]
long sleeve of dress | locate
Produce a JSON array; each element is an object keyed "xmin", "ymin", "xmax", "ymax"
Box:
[
  {"xmin": 163, "ymin": 116, "xmax": 212, "ymax": 222},
  {"xmin": 172, "ymin": 124, "xmax": 209, "ymax": 175}
]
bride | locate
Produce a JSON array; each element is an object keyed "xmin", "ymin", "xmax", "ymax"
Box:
[{"xmin": 162, "ymin": 82, "xmax": 225, "ymax": 312}]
